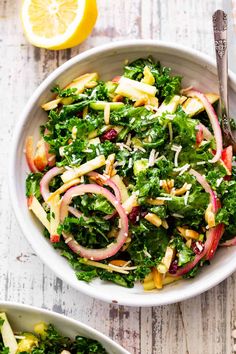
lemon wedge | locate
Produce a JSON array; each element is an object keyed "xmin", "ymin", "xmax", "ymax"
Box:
[{"xmin": 21, "ymin": 0, "xmax": 98, "ymax": 50}]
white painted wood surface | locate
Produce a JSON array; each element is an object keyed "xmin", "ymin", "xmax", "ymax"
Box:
[{"xmin": 1, "ymin": 1, "xmax": 236, "ymax": 353}]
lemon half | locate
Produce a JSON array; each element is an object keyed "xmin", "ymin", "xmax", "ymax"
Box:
[{"xmin": 21, "ymin": 0, "xmax": 98, "ymax": 50}]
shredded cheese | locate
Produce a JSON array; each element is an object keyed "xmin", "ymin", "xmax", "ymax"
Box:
[
  {"xmin": 126, "ymin": 133, "xmax": 132, "ymax": 146},
  {"xmin": 172, "ymin": 213, "xmax": 184, "ymax": 218},
  {"xmin": 173, "ymin": 163, "xmax": 190, "ymax": 175},
  {"xmin": 171, "ymin": 145, "xmax": 182, "ymax": 167},
  {"xmin": 148, "ymin": 149, "xmax": 156, "ymax": 167},
  {"xmin": 216, "ymin": 177, "xmax": 223, "ymax": 187},
  {"xmin": 184, "ymin": 190, "xmax": 190, "ymax": 206},
  {"xmin": 116, "ymin": 143, "xmax": 132, "ymax": 152}
]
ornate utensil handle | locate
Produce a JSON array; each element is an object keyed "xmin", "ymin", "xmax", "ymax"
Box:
[
  {"xmin": 213, "ymin": 9, "xmax": 228, "ymax": 116},
  {"xmin": 212, "ymin": 9, "xmax": 234, "ymax": 145}
]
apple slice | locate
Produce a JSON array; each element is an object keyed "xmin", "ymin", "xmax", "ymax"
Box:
[
  {"xmin": 182, "ymin": 93, "xmax": 219, "ymax": 117},
  {"xmin": 61, "ymin": 155, "xmax": 106, "ymax": 183},
  {"xmin": 25, "ymin": 136, "xmax": 38, "ymax": 173},
  {"xmin": 111, "ymin": 175, "xmax": 129, "ymax": 203},
  {"xmin": 34, "ymin": 138, "xmax": 48, "ymax": 171},
  {"xmin": 49, "ymin": 195, "xmax": 61, "ymax": 243},
  {"xmin": 28, "ymin": 196, "xmax": 50, "ymax": 232},
  {"xmin": 0, "ymin": 313, "xmax": 18, "ymax": 354},
  {"xmin": 41, "ymin": 73, "xmax": 99, "ymax": 111}
]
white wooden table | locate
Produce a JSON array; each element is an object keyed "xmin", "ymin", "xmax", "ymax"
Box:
[{"xmin": 1, "ymin": 1, "xmax": 236, "ymax": 353}]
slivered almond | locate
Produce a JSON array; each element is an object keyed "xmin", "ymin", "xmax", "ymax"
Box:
[
  {"xmin": 145, "ymin": 213, "xmax": 162, "ymax": 227},
  {"xmin": 173, "ymin": 183, "xmax": 191, "ymax": 196},
  {"xmin": 162, "ymin": 220, "xmax": 169, "ymax": 229},
  {"xmin": 134, "ymin": 96, "xmax": 148, "ymax": 107},
  {"xmin": 167, "ymin": 179, "xmax": 174, "ymax": 189},
  {"xmin": 161, "ymin": 180, "xmax": 169, "ymax": 193},
  {"xmin": 110, "ymin": 260, "xmax": 128, "ymax": 267},
  {"xmin": 113, "ymin": 94, "xmax": 124, "ymax": 102},
  {"xmin": 147, "ymin": 198, "xmax": 165, "ymax": 206},
  {"xmin": 205, "ymin": 203, "xmax": 216, "ymax": 228},
  {"xmin": 185, "ymin": 229, "xmax": 200, "ymax": 239},
  {"xmin": 177, "ymin": 226, "xmax": 199, "ymax": 240},
  {"xmin": 121, "ymin": 236, "xmax": 131, "ymax": 251},
  {"xmin": 104, "ymin": 153, "xmax": 115, "ymax": 177},
  {"xmin": 186, "ymin": 239, "xmax": 192, "ymax": 248}
]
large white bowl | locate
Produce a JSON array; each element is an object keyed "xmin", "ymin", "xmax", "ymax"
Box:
[
  {"xmin": 0, "ymin": 302, "xmax": 128, "ymax": 354},
  {"xmin": 9, "ymin": 40, "xmax": 236, "ymax": 307}
]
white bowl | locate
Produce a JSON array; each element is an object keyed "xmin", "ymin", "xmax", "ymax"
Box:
[
  {"xmin": 9, "ymin": 40, "xmax": 236, "ymax": 307},
  {"xmin": 0, "ymin": 302, "xmax": 128, "ymax": 354}
]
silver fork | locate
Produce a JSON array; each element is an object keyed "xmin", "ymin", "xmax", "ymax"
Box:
[{"xmin": 212, "ymin": 9, "xmax": 236, "ymax": 150}]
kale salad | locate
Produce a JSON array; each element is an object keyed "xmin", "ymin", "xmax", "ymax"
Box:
[
  {"xmin": 25, "ymin": 57, "xmax": 236, "ymax": 291},
  {"xmin": 0, "ymin": 313, "xmax": 107, "ymax": 353}
]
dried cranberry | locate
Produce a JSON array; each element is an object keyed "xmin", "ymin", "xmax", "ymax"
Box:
[
  {"xmin": 192, "ymin": 240, "xmax": 204, "ymax": 255},
  {"xmin": 77, "ymin": 111, "xmax": 83, "ymax": 117},
  {"xmin": 168, "ymin": 260, "xmax": 178, "ymax": 274},
  {"xmin": 101, "ymin": 129, "xmax": 117, "ymax": 141},
  {"xmin": 128, "ymin": 206, "xmax": 141, "ymax": 224}
]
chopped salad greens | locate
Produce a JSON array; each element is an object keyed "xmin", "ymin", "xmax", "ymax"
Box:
[
  {"xmin": 0, "ymin": 313, "xmax": 107, "ymax": 353},
  {"xmin": 25, "ymin": 57, "xmax": 236, "ymax": 291}
]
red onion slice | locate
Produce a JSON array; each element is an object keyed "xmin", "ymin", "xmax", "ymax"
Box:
[
  {"xmin": 220, "ymin": 237, "xmax": 236, "ymax": 247},
  {"xmin": 185, "ymin": 89, "xmax": 222, "ymax": 163},
  {"xmin": 189, "ymin": 168, "xmax": 218, "ymax": 213},
  {"xmin": 87, "ymin": 171, "xmax": 121, "ymax": 202},
  {"xmin": 198, "ymin": 123, "xmax": 213, "ymax": 141},
  {"xmin": 205, "ymin": 223, "xmax": 225, "ymax": 260},
  {"xmin": 40, "ymin": 167, "xmax": 65, "ymax": 202},
  {"xmin": 68, "ymin": 206, "xmax": 84, "ymax": 219},
  {"xmin": 60, "ymin": 184, "xmax": 128, "ymax": 261}
]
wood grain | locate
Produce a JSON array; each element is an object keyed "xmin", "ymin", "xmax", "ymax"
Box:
[{"xmin": 1, "ymin": 0, "xmax": 236, "ymax": 353}]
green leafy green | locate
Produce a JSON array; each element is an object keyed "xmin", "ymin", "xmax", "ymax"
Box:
[
  {"xmin": 124, "ymin": 57, "xmax": 181, "ymax": 99},
  {"xmin": 170, "ymin": 237, "xmax": 195, "ymax": 266},
  {"xmin": 26, "ymin": 173, "xmax": 43, "ymax": 199}
]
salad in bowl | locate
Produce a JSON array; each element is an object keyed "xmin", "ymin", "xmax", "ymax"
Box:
[
  {"xmin": 24, "ymin": 55, "xmax": 236, "ymax": 293},
  {"xmin": 0, "ymin": 313, "xmax": 107, "ymax": 353},
  {"xmin": 0, "ymin": 303, "xmax": 128, "ymax": 353}
]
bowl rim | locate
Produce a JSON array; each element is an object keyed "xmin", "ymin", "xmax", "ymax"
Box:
[
  {"xmin": 9, "ymin": 39, "xmax": 236, "ymax": 307},
  {"xmin": 0, "ymin": 301, "xmax": 129, "ymax": 353}
]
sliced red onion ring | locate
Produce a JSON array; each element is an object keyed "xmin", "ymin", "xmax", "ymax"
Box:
[
  {"xmin": 185, "ymin": 89, "xmax": 222, "ymax": 163},
  {"xmin": 220, "ymin": 237, "xmax": 236, "ymax": 247},
  {"xmin": 205, "ymin": 223, "xmax": 225, "ymax": 260},
  {"xmin": 189, "ymin": 168, "xmax": 218, "ymax": 213},
  {"xmin": 40, "ymin": 167, "xmax": 65, "ymax": 202},
  {"xmin": 198, "ymin": 123, "xmax": 213, "ymax": 141},
  {"xmin": 68, "ymin": 206, "xmax": 84, "ymax": 219},
  {"xmin": 173, "ymin": 223, "xmax": 224, "ymax": 276},
  {"xmin": 87, "ymin": 172, "xmax": 121, "ymax": 203},
  {"xmin": 25, "ymin": 136, "xmax": 38, "ymax": 173},
  {"xmin": 60, "ymin": 184, "xmax": 128, "ymax": 261}
]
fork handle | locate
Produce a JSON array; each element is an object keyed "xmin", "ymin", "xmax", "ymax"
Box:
[{"xmin": 213, "ymin": 9, "xmax": 228, "ymax": 116}]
